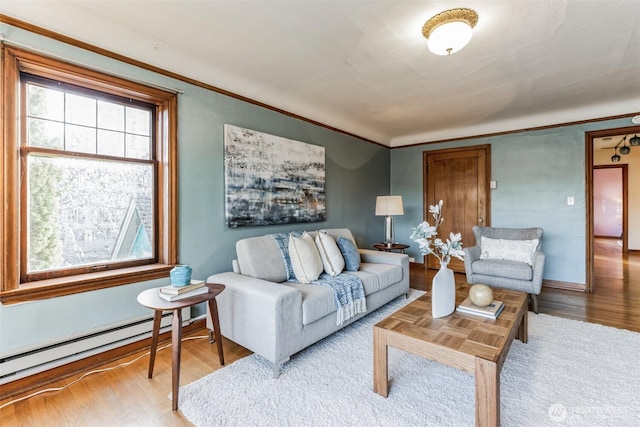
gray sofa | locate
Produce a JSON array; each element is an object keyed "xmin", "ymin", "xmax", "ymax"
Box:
[{"xmin": 206, "ymin": 228, "xmax": 409, "ymax": 377}]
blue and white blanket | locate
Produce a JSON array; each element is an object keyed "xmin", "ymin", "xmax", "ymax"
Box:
[{"xmin": 271, "ymin": 232, "xmax": 367, "ymax": 326}]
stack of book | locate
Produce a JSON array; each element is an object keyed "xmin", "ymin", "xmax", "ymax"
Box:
[
  {"xmin": 159, "ymin": 279, "xmax": 208, "ymax": 301},
  {"xmin": 456, "ymin": 297, "xmax": 504, "ymax": 319}
]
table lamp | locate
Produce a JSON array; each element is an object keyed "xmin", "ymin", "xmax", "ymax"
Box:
[{"xmin": 375, "ymin": 195, "xmax": 404, "ymax": 246}]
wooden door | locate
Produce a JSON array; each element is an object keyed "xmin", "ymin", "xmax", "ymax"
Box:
[{"xmin": 424, "ymin": 145, "xmax": 490, "ymax": 273}]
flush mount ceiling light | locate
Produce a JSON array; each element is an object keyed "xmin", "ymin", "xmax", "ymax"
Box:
[{"xmin": 422, "ymin": 8, "xmax": 479, "ymax": 56}]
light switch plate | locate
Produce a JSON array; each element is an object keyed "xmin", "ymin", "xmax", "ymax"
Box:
[
  {"xmin": 567, "ymin": 196, "xmax": 575, "ymax": 206},
  {"xmin": 490, "ymin": 180, "xmax": 497, "ymax": 189}
]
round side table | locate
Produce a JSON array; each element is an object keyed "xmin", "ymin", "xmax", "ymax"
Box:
[
  {"xmin": 372, "ymin": 243, "xmax": 410, "ymax": 254},
  {"xmin": 137, "ymin": 283, "xmax": 225, "ymax": 411}
]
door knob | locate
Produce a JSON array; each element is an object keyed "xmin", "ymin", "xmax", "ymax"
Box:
[{"xmin": 478, "ymin": 218, "xmax": 484, "ymax": 223}]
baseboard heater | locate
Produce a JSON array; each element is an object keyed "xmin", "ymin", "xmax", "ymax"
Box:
[{"xmin": 0, "ymin": 308, "xmax": 190, "ymax": 385}]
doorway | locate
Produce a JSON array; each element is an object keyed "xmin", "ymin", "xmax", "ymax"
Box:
[
  {"xmin": 586, "ymin": 126, "xmax": 639, "ymax": 292},
  {"xmin": 593, "ymin": 165, "xmax": 627, "ymax": 251},
  {"xmin": 423, "ymin": 145, "xmax": 490, "ymax": 273}
]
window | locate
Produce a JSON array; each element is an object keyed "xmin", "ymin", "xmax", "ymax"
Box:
[{"xmin": 1, "ymin": 46, "xmax": 177, "ymax": 303}]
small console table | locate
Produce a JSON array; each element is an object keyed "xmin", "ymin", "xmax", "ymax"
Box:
[
  {"xmin": 137, "ymin": 282, "xmax": 225, "ymax": 411},
  {"xmin": 372, "ymin": 243, "xmax": 410, "ymax": 254}
]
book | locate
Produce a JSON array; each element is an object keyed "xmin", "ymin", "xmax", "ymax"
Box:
[
  {"xmin": 159, "ymin": 286, "xmax": 209, "ymax": 301},
  {"xmin": 456, "ymin": 297, "xmax": 504, "ymax": 319},
  {"xmin": 160, "ymin": 279, "xmax": 205, "ymax": 295}
]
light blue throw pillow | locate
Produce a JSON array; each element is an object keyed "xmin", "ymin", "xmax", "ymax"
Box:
[{"xmin": 336, "ymin": 236, "xmax": 360, "ymax": 271}]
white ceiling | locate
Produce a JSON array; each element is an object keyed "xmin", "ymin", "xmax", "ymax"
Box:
[{"xmin": 2, "ymin": 1, "xmax": 639, "ymax": 147}]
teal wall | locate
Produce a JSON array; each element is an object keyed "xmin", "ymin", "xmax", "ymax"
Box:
[
  {"xmin": 0, "ymin": 25, "xmax": 390, "ymax": 355},
  {"xmin": 391, "ymin": 117, "xmax": 633, "ymax": 285}
]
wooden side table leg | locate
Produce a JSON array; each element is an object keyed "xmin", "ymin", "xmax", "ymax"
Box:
[
  {"xmin": 207, "ymin": 298, "xmax": 225, "ymax": 366},
  {"xmin": 475, "ymin": 357, "xmax": 499, "ymax": 427},
  {"xmin": 148, "ymin": 310, "xmax": 162, "ymax": 378},
  {"xmin": 171, "ymin": 308, "xmax": 183, "ymax": 411},
  {"xmin": 373, "ymin": 326, "xmax": 389, "ymax": 397}
]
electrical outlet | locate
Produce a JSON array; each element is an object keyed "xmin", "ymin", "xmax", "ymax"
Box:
[
  {"xmin": 409, "ymin": 257, "xmax": 416, "ymax": 263},
  {"xmin": 567, "ymin": 196, "xmax": 575, "ymax": 206}
]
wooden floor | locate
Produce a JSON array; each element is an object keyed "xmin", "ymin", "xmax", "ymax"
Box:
[{"xmin": 2, "ymin": 238, "xmax": 639, "ymax": 425}]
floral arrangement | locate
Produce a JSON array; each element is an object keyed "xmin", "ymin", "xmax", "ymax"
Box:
[{"xmin": 410, "ymin": 200, "xmax": 464, "ymax": 266}]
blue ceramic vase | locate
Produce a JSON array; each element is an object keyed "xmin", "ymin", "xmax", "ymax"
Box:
[{"xmin": 170, "ymin": 264, "xmax": 192, "ymax": 286}]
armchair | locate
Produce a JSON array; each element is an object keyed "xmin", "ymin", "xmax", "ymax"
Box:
[{"xmin": 463, "ymin": 226, "xmax": 545, "ymax": 313}]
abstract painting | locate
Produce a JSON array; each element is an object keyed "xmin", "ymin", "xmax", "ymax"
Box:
[{"xmin": 224, "ymin": 124, "xmax": 326, "ymax": 228}]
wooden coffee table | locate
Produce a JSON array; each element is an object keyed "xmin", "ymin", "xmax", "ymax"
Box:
[{"xmin": 373, "ymin": 284, "xmax": 528, "ymax": 427}]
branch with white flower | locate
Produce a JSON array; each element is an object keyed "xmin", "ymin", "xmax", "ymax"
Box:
[{"xmin": 409, "ymin": 200, "xmax": 464, "ymax": 266}]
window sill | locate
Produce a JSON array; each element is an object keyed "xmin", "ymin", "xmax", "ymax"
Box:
[{"xmin": 0, "ymin": 264, "xmax": 173, "ymax": 304}]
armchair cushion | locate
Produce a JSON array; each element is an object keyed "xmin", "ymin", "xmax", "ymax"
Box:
[
  {"xmin": 480, "ymin": 236, "xmax": 539, "ymax": 266},
  {"xmin": 471, "ymin": 259, "xmax": 533, "ymax": 281}
]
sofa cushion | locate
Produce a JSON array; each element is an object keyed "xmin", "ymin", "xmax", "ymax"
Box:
[
  {"xmin": 336, "ymin": 236, "xmax": 361, "ymax": 271},
  {"xmin": 236, "ymin": 236, "xmax": 287, "ymax": 282},
  {"xmin": 286, "ymin": 281, "xmax": 336, "ymax": 325},
  {"xmin": 359, "ymin": 263, "xmax": 403, "ymax": 291},
  {"xmin": 480, "ymin": 236, "xmax": 539, "ymax": 266},
  {"xmin": 472, "ymin": 259, "xmax": 533, "ymax": 281},
  {"xmin": 315, "ymin": 232, "xmax": 345, "ymax": 276},
  {"xmin": 289, "ymin": 232, "xmax": 323, "ymax": 283}
]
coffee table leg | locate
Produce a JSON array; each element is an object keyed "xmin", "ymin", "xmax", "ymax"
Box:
[
  {"xmin": 148, "ymin": 310, "xmax": 162, "ymax": 378},
  {"xmin": 518, "ymin": 309, "xmax": 528, "ymax": 344},
  {"xmin": 475, "ymin": 357, "xmax": 499, "ymax": 427},
  {"xmin": 171, "ymin": 308, "xmax": 183, "ymax": 411},
  {"xmin": 373, "ymin": 326, "xmax": 388, "ymax": 397},
  {"xmin": 207, "ymin": 298, "xmax": 225, "ymax": 366}
]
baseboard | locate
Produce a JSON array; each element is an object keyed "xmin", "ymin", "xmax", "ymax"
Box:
[
  {"xmin": 542, "ymin": 279, "xmax": 586, "ymax": 292},
  {"xmin": 0, "ymin": 318, "xmax": 206, "ymax": 401}
]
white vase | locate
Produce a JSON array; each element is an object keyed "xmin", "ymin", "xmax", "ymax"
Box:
[{"xmin": 431, "ymin": 261, "xmax": 456, "ymax": 318}]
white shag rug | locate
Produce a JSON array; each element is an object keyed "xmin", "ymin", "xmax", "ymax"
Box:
[{"xmin": 178, "ymin": 291, "xmax": 640, "ymax": 426}]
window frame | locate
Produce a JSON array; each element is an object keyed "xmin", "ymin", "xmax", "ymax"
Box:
[{"xmin": 1, "ymin": 46, "xmax": 178, "ymax": 304}]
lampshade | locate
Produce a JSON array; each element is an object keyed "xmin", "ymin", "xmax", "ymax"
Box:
[
  {"xmin": 375, "ymin": 196, "xmax": 404, "ymax": 216},
  {"xmin": 630, "ymin": 134, "xmax": 640, "ymax": 147},
  {"xmin": 422, "ymin": 8, "xmax": 478, "ymax": 56}
]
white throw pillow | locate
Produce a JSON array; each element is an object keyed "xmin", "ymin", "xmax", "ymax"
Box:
[
  {"xmin": 480, "ymin": 236, "xmax": 539, "ymax": 266},
  {"xmin": 289, "ymin": 232, "xmax": 323, "ymax": 283},
  {"xmin": 315, "ymin": 232, "xmax": 345, "ymax": 276}
]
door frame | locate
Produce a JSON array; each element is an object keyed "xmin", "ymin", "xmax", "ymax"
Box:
[
  {"xmin": 422, "ymin": 144, "xmax": 491, "ymax": 270},
  {"xmin": 585, "ymin": 126, "xmax": 638, "ymax": 292}
]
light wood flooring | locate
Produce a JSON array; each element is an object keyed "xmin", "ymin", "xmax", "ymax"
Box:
[{"xmin": 2, "ymin": 239, "xmax": 639, "ymax": 425}]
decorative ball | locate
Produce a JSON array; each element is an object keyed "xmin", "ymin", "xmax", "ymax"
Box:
[{"xmin": 469, "ymin": 284, "xmax": 494, "ymax": 307}]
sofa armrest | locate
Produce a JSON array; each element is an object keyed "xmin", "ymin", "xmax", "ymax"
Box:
[
  {"xmin": 205, "ymin": 272, "xmax": 303, "ymax": 364},
  {"xmin": 359, "ymin": 249, "xmax": 407, "ymax": 267}
]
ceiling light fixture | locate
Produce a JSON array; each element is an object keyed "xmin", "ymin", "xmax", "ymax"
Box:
[
  {"xmin": 422, "ymin": 8, "xmax": 479, "ymax": 56},
  {"xmin": 611, "ymin": 148, "xmax": 621, "ymax": 163},
  {"xmin": 630, "ymin": 134, "xmax": 640, "ymax": 147},
  {"xmin": 619, "ymin": 136, "xmax": 631, "ymax": 155}
]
